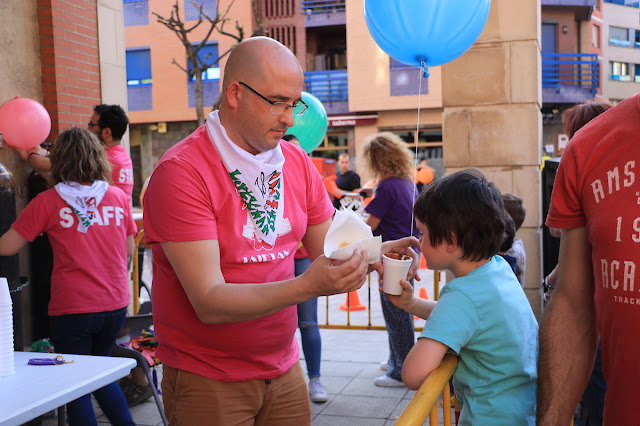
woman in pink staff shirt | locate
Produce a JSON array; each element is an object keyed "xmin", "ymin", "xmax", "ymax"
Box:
[{"xmin": 0, "ymin": 127, "xmax": 137, "ymax": 425}]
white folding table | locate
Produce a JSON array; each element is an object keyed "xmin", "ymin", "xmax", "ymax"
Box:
[{"xmin": 0, "ymin": 352, "xmax": 136, "ymax": 426}]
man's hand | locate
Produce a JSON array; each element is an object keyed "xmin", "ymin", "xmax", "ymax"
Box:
[
  {"xmin": 301, "ymin": 248, "xmax": 369, "ymax": 296},
  {"xmin": 371, "ymin": 237, "xmax": 421, "ymax": 282}
]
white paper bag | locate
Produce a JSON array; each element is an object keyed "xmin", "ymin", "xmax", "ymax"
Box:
[{"xmin": 324, "ymin": 210, "xmax": 381, "ymax": 264}]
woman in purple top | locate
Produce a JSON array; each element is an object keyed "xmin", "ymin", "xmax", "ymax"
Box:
[{"xmin": 361, "ymin": 132, "xmax": 419, "ymax": 387}]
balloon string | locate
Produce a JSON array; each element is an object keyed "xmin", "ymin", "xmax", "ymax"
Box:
[{"xmin": 411, "ymin": 61, "xmax": 428, "ymax": 238}]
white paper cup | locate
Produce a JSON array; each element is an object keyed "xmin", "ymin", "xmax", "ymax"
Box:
[
  {"xmin": 382, "ymin": 253, "xmax": 412, "ymax": 295},
  {"xmin": 0, "ymin": 278, "xmax": 9, "ymax": 307}
]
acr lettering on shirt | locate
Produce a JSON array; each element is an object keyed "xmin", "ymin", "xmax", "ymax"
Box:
[
  {"xmin": 59, "ymin": 205, "xmax": 125, "ymax": 228},
  {"xmin": 589, "ymin": 159, "xmax": 638, "ymax": 299}
]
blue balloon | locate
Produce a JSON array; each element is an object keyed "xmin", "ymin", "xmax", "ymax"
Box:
[
  {"xmin": 363, "ymin": 0, "xmax": 491, "ymax": 68},
  {"xmin": 287, "ymin": 92, "xmax": 328, "ymax": 154}
]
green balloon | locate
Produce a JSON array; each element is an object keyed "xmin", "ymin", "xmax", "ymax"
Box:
[{"xmin": 288, "ymin": 91, "xmax": 328, "ymax": 154}]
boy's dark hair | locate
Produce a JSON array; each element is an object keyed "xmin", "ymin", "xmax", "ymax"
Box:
[
  {"xmin": 500, "ymin": 214, "xmax": 516, "ymax": 253},
  {"xmin": 414, "ymin": 168, "xmax": 505, "ymax": 262},
  {"xmin": 94, "ymin": 104, "xmax": 129, "ymax": 140},
  {"xmin": 502, "ymin": 193, "xmax": 526, "ymax": 230},
  {"xmin": 282, "ymin": 134, "xmax": 298, "ymax": 142}
]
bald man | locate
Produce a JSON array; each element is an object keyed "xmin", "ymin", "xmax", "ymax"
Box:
[{"xmin": 143, "ymin": 37, "xmax": 420, "ymax": 424}]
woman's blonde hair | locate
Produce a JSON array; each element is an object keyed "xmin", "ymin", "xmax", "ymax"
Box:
[
  {"xmin": 360, "ymin": 132, "xmax": 415, "ymax": 182},
  {"xmin": 50, "ymin": 127, "xmax": 112, "ymax": 184}
]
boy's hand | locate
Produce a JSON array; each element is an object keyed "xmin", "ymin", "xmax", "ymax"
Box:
[
  {"xmin": 381, "ymin": 279, "xmax": 416, "ymax": 311},
  {"xmin": 370, "ymin": 236, "xmax": 421, "ymax": 281}
]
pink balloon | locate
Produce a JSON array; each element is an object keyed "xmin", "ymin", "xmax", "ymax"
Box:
[{"xmin": 0, "ymin": 97, "xmax": 51, "ymax": 150}]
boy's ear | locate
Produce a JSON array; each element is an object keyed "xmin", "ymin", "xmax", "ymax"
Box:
[{"xmin": 445, "ymin": 233, "xmax": 458, "ymax": 252}]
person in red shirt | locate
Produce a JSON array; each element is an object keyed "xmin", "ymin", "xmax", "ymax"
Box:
[
  {"xmin": 539, "ymin": 94, "xmax": 640, "ymax": 425},
  {"xmin": 88, "ymin": 104, "xmax": 134, "ymax": 200},
  {"xmin": 0, "ymin": 127, "xmax": 137, "ymax": 425},
  {"xmin": 22, "ymin": 104, "xmax": 134, "ymax": 200},
  {"xmin": 143, "ymin": 36, "xmax": 420, "ymax": 425}
]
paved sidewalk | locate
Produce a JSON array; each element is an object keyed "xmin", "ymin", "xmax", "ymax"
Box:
[{"xmin": 35, "ymin": 269, "xmax": 450, "ymax": 425}]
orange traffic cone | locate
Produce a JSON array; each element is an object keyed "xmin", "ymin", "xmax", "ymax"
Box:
[
  {"xmin": 419, "ymin": 254, "xmax": 428, "ymax": 270},
  {"xmin": 339, "ymin": 291, "xmax": 366, "ymax": 311},
  {"xmin": 414, "ymin": 287, "xmax": 429, "ymax": 319}
]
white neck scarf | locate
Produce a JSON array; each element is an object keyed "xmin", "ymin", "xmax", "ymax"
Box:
[
  {"xmin": 206, "ymin": 111, "xmax": 285, "ymax": 246},
  {"xmin": 55, "ymin": 181, "xmax": 109, "ymax": 233}
]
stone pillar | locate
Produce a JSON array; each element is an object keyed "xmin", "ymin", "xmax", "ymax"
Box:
[{"xmin": 441, "ymin": 0, "xmax": 543, "ymax": 317}]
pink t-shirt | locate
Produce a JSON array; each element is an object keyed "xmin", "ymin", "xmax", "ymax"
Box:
[
  {"xmin": 144, "ymin": 126, "xmax": 334, "ymax": 382},
  {"xmin": 546, "ymin": 94, "xmax": 640, "ymax": 425},
  {"xmin": 106, "ymin": 145, "xmax": 134, "ymax": 200},
  {"xmin": 12, "ymin": 186, "xmax": 137, "ymax": 316}
]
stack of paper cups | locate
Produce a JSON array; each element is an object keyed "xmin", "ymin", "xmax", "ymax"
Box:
[{"xmin": 0, "ymin": 277, "xmax": 15, "ymax": 378}]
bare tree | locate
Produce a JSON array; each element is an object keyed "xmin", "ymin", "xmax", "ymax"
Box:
[{"xmin": 153, "ymin": 1, "xmax": 262, "ymax": 126}]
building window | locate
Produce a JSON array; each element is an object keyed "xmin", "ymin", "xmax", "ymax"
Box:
[
  {"xmin": 604, "ymin": 0, "xmax": 640, "ymax": 6},
  {"xmin": 390, "ymin": 58, "xmax": 427, "ymax": 96},
  {"xmin": 635, "ymin": 64, "xmax": 640, "ymax": 82},
  {"xmin": 635, "ymin": 30, "xmax": 640, "ymax": 48},
  {"xmin": 123, "ymin": 0, "xmax": 149, "ymax": 27},
  {"xmin": 310, "ymin": 133, "xmax": 348, "ymax": 159},
  {"xmin": 126, "ymin": 48, "xmax": 152, "ymax": 86},
  {"xmin": 184, "ymin": 0, "xmax": 217, "ymax": 21},
  {"xmin": 392, "ymin": 129, "xmax": 444, "ymax": 177},
  {"xmin": 604, "ymin": 0, "xmax": 640, "ymax": 8},
  {"xmin": 188, "ymin": 43, "xmax": 220, "ymax": 82},
  {"xmin": 188, "ymin": 43, "xmax": 220, "ymax": 108},
  {"xmin": 610, "ymin": 61, "xmax": 630, "ymax": 81},
  {"xmin": 592, "ymin": 25, "xmax": 600, "ymax": 48},
  {"xmin": 126, "ymin": 48, "xmax": 153, "ymax": 111},
  {"xmin": 265, "ymin": 0, "xmax": 295, "ymax": 18},
  {"xmin": 609, "ymin": 26, "xmax": 631, "ymax": 47},
  {"xmin": 266, "ymin": 26, "xmax": 297, "ymax": 54}
]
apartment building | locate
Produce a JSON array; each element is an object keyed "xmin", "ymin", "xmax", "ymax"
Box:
[
  {"xmin": 264, "ymin": 0, "xmax": 444, "ymax": 181},
  {"xmin": 123, "ymin": 0, "xmax": 255, "ymax": 203},
  {"xmin": 123, "ymin": 0, "xmax": 444, "ymax": 202},
  {"xmin": 540, "ymin": 0, "xmax": 598, "ymax": 155},
  {"xmin": 600, "ymin": 0, "xmax": 640, "ymax": 102}
]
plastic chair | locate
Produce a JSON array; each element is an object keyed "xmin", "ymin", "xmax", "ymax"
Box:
[
  {"xmin": 112, "ymin": 230, "xmax": 168, "ymax": 425},
  {"xmin": 111, "ymin": 314, "xmax": 167, "ymax": 426}
]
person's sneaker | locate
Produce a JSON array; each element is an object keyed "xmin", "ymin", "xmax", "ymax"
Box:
[
  {"xmin": 374, "ymin": 375, "xmax": 406, "ymax": 387},
  {"xmin": 308, "ymin": 377, "xmax": 328, "ymax": 403},
  {"xmin": 380, "ymin": 362, "xmax": 388, "ymax": 371}
]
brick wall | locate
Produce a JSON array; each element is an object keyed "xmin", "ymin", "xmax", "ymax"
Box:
[
  {"xmin": 541, "ymin": 8, "xmax": 579, "ymax": 53},
  {"xmin": 37, "ymin": 0, "xmax": 101, "ymax": 143}
]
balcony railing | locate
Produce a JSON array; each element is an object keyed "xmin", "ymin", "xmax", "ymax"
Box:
[
  {"xmin": 304, "ymin": 69, "xmax": 348, "ymax": 114},
  {"xmin": 300, "ymin": 0, "xmax": 345, "ymax": 14},
  {"xmin": 542, "ymin": 53, "xmax": 599, "ymax": 103},
  {"xmin": 301, "ymin": 0, "xmax": 345, "ymax": 26}
]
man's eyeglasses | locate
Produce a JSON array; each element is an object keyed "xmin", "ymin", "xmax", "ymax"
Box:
[
  {"xmin": 87, "ymin": 121, "xmax": 99, "ymax": 128},
  {"xmin": 239, "ymin": 82, "xmax": 308, "ymax": 116}
]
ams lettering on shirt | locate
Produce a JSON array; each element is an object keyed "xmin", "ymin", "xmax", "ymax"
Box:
[
  {"xmin": 590, "ymin": 160, "xmax": 635, "ymax": 204},
  {"xmin": 588, "ymin": 159, "xmax": 638, "ymax": 296},
  {"xmin": 59, "ymin": 205, "xmax": 126, "ymax": 228}
]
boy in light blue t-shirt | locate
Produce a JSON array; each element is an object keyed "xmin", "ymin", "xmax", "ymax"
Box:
[{"xmin": 386, "ymin": 169, "xmax": 538, "ymax": 425}]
